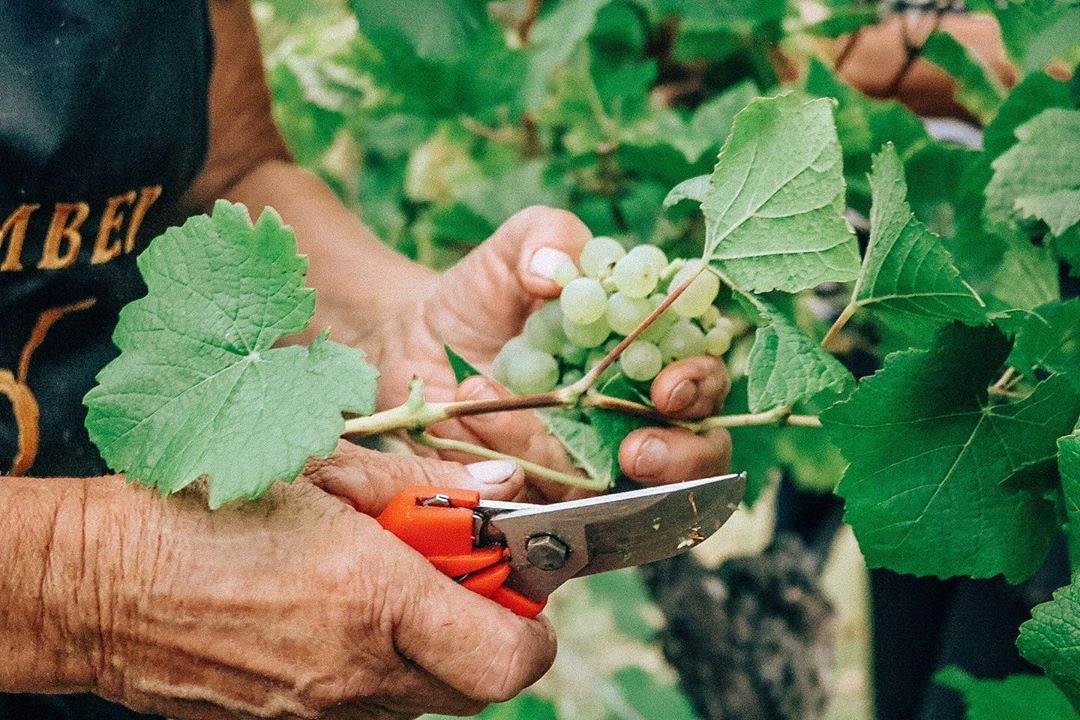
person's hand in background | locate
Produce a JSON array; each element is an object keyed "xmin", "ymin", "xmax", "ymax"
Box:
[
  {"xmin": 369, "ymin": 206, "xmax": 732, "ymax": 502},
  {"xmin": 4, "ymin": 444, "xmax": 555, "ymax": 720}
]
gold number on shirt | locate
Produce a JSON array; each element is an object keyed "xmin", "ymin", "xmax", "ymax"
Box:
[{"xmin": 1, "ymin": 298, "xmax": 96, "ymax": 475}]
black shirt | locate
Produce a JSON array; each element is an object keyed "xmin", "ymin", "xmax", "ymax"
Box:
[{"xmin": 0, "ymin": 1, "xmax": 212, "ymax": 716}]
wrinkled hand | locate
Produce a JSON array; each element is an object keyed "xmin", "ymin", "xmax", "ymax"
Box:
[
  {"xmin": 373, "ymin": 206, "xmax": 732, "ymax": 501},
  {"xmin": 91, "ymin": 445, "xmax": 554, "ymax": 720}
]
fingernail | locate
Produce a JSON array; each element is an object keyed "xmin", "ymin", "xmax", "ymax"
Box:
[
  {"xmin": 633, "ymin": 437, "xmax": 669, "ymax": 478},
  {"xmin": 668, "ymin": 379, "xmax": 698, "ymax": 413},
  {"xmin": 528, "ymin": 247, "xmax": 573, "ymax": 281},
  {"xmin": 467, "ymin": 460, "xmax": 518, "ymax": 485}
]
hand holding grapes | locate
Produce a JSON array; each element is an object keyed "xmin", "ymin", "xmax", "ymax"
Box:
[{"xmin": 372, "ymin": 206, "xmax": 732, "ymax": 501}]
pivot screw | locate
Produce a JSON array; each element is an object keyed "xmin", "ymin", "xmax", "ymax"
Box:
[{"xmin": 526, "ymin": 534, "xmax": 570, "ymax": 571}]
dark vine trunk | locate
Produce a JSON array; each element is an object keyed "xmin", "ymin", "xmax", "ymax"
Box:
[{"xmin": 640, "ymin": 529, "xmax": 838, "ymax": 720}]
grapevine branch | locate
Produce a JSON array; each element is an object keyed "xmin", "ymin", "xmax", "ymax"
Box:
[{"xmin": 341, "ymin": 262, "xmax": 824, "ymax": 487}]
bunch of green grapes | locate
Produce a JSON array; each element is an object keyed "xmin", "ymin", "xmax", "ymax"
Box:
[{"xmin": 493, "ymin": 237, "xmax": 736, "ymax": 395}]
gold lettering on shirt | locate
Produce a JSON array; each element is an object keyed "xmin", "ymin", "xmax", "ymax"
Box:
[
  {"xmin": 38, "ymin": 201, "xmax": 90, "ymax": 270},
  {"xmin": 0, "ymin": 203, "xmax": 40, "ymax": 272},
  {"xmin": 0, "ymin": 186, "xmax": 164, "ymax": 272},
  {"xmin": 125, "ymin": 185, "xmax": 163, "ymax": 253},
  {"xmin": 91, "ymin": 191, "xmax": 137, "ymax": 265},
  {"xmin": 1, "ymin": 298, "xmax": 97, "ymax": 475}
]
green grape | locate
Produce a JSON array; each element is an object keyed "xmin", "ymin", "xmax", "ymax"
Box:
[
  {"xmin": 553, "ymin": 260, "xmax": 579, "ymax": 287},
  {"xmin": 669, "ymin": 262, "xmax": 720, "ymax": 318},
  {"xmin": 559, "ymin": 341, "xmax": 588, "ymax": 366},
  {"xmin": 523, "ymin": 301, "xmax": 566, "ymax": 354},
  {"xmin": 704, "ymin": 325, "xmax": 733, "ymax": 356},
  {"xmin": 610, "ymin": 252, "xmax": 658, "ymax": 298},
  {"xmin": 698, "ymin": 305, "xmax": 721, "ymax": 330},
  {"xmin": 640, "ymin": 293, "xmax": 678, "ymax": 343},
  {"xmin": 579, "ymin": 236, "xmax": 625, "ymax": 279},
  {"xmin": 620, "ymin": 340, "xmax": 663, "ymax": 381},
  {"xmin": 660, "ymin": 319, "xmax": 706, "ymax": 361},
  {"xmin": 504, "ymin": 349, "xmax": 559, "ymax": 395},
  {"xmin": 560, "ymin": 277, "xmax": 607, "ymax": 324},
  {"xmin": 561, "ymin": 368, "xmax": 584, "ymax": 386},
  {"xmin": 564, "ymin": 314, "xmax": 610, "ymax": 348},
  {"xmin": 627, "ymin": 244, "xmax": 668, "ymax": 276},
  {"xmin": 492, "ymin": 336, "xmax": 532, "ymax": 386},
  {"xmin": 606, "ymin": 292, "xmax": 651, "ymax": 335}
]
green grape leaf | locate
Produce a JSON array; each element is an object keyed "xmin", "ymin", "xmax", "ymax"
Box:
[
  {"xmin": 443, "ymin": 344, "xmax": 482, "ymax": 383},
  {"xmin": 804, "ymin": 58, "xmax": 930, "ymax": 215},
  {"xmin": 935, "ymin": 667, "xmax": 1079, "ymax": 720},
  {"xmin": 612, "ymin": 667, "xmax": 700, "ymax": 720},
  {"xmin": 989, "ymin": 0, "xmax": 1080, "ymax": 75},
  {"xmin": 1059, "ymin": 430, "xmax": 1080, "ymax": 571},
  {"xmin": 586, "ymin": 570, "xmax": 657, "ymax": 643},
  {"xmin": 627, "ymin": 80, "xmax": 757, "ymax": 166},
  {"xmin": 986, "ymin": 108, "xmax": 1080, "ymax": 237},
  {"xmin": 988, "ymin": 237, "xmax": 1061, "ymax": 311},
  {"xmin": 848, "ymin": 144, "xmax": 986, "ymax": 328},
  {"xmin": 349, "ymin": 0, "xmax": 487, "ymax": 60},
  {"xmin": 1008, "ymin": 299, "xmax": 1080, "ymax": 391},
  {"xmin": 1018, "ymin": 577, "xmax": 1080, "ymax": 712},
  {"xmin": 823, "ymin": 324, "xmax": 1078, "ymax": 582},
  {"xmin": 663, "ymin": 174, "xmax": 710, "ymax": 207},
  {"xmin": 521, "ymin": 0, "xmax": 611, "ymax": 108},
  {"xmin": 84, "ymin": 202, "xmax": 378, "ymax": 508},
  {"xmin": 587, "ymin": 373, "xmax": 651, "ymax": 468},
  {"xmin": 538, "ymin": 409, "xmax": 614, "ymax": 487},
  {"xmin": 921, "ymin": 31, "xmax": 1005, "ymax": 125},
  {"xmin": 747, "ymin": 302, "xmax": 854, "ymax": 412},
  {"xmin": 700, "ymin": 93, "xmax": 860, "ymax": 294},
  {"xmin": 984, "ymin": 72, "xmax": 1073, "ymax": 160},
  {"xmin": 804, "ymin": 5, "xmax": 880, "ymax": 38}
]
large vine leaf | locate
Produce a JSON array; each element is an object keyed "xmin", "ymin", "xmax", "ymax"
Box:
[
  {"xmin": 935, "ymin": 667, "xmax": 1079, "ymax": 720},
  {"xmin": 803, "ymin": 58, "xmax": 930, "ymax": 214},
  {"xmin": 349, "ymin": 0, "xmax": 488, "ymax": 60},
  {"xmin": 1007, "ymin": 298, "xmax": 1080, "ymax": 391},
  {"xmin": 1018, "ymin": 577, "xmax": 1080, "ymax": 712},
  {"xmin": 988, "ymin": 0, "xmax": 1080, "ymax": 75},
  {"xmin": 848, "ymin": 143, "xmax": 986, "ymax": 329},
  {"xmin": 84, "ymin": 201, "xmax": 378, "ymax": 508},
  {"xmin": 746, "ymin": 303, "xmax": 853, "ymax": 412},
  {"xmin": 986, "ymin": 108, "xmax": 1080, "ymax": 237},
  {"xmin": 983, "ymin": 72, "xmax": 1072, "ymax": 160},
  {"xmin": 823, "ymin": 324, "xmax": 1079, "ymax": 582},
  {"xmin": 1060, "ymin": 430, "xmax": 1080, "ymax": 570},
  {"xmin": 920, "ymin": 31, "xmax": 1005, "ymax": 125},
  {"xmin": 698, "ymin": 93, "xmax": 860, "ymax": 294},
  {"xmin": 537, "ymin": 410, "xmax": 615, "ymax": 487}
]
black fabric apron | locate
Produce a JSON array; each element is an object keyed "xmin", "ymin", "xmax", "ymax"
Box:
[{"xmin": 0, "ymin": 1, "xmax": 212, "ymax": 717}]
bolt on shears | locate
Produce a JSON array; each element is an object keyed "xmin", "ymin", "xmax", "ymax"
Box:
[{"xmin": 377, "ymin": 473, "xmax": 747, "ymax": 618}]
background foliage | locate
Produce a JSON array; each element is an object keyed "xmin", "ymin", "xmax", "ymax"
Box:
[{"xmin": 251, "ymin": 1, "xmax": 1080, "ymax": 718}]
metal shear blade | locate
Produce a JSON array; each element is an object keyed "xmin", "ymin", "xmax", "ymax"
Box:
[{"xmin": 479, "ymin": 473, "xmax": 746, "ymax": 601}]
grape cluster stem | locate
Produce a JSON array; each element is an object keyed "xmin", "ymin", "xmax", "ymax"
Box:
[{"xmin": 340, "ymin": 262, "xmax": 822, "ymax": 488}]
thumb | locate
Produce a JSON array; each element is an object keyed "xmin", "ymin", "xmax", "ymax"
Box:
[
  {"xmin": 306, "ymin": 441, "xmax": 524, "ymax": 515},
  {"xmin": 448, "ymin": 205, "xmax": 593, "ymax": 305}
]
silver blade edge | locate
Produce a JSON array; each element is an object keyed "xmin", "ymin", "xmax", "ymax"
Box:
[{"xmin": 491, "ymin": 473, "xmax": 746, "ymax": 601}]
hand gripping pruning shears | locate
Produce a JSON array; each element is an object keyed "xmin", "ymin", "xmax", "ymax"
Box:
[{"xmin": 377, "ymin": 473, "xmax": 746, "ymax": 618}]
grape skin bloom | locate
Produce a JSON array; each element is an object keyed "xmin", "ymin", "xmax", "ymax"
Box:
[
  {"xmin": 611, "ymin": 252, "xmax": 658, "ymax": 298},
  {"xmin": 669, "ymin": 262, "xmax": 720, "ymax": 318},
  {"xmin": 579, "ymin": 236, "xmax": 625, "ymax": 279},
  {"xmin": 620, "ymin": 340, "xmax": 663, "ymax": 381},
  {"xmin": 561, "ymin": 277, "xmax": 608, "ymax": 324}
]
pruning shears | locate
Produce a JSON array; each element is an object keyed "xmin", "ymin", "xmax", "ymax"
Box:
[{"xmin": 377, "ymin": 473, "xmax": 747, "ymax": 618}]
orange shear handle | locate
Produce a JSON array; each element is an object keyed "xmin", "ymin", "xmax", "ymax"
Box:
[{"xmin": 376, "ymin": 486, "xmax": 546, "ymax": 618}]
